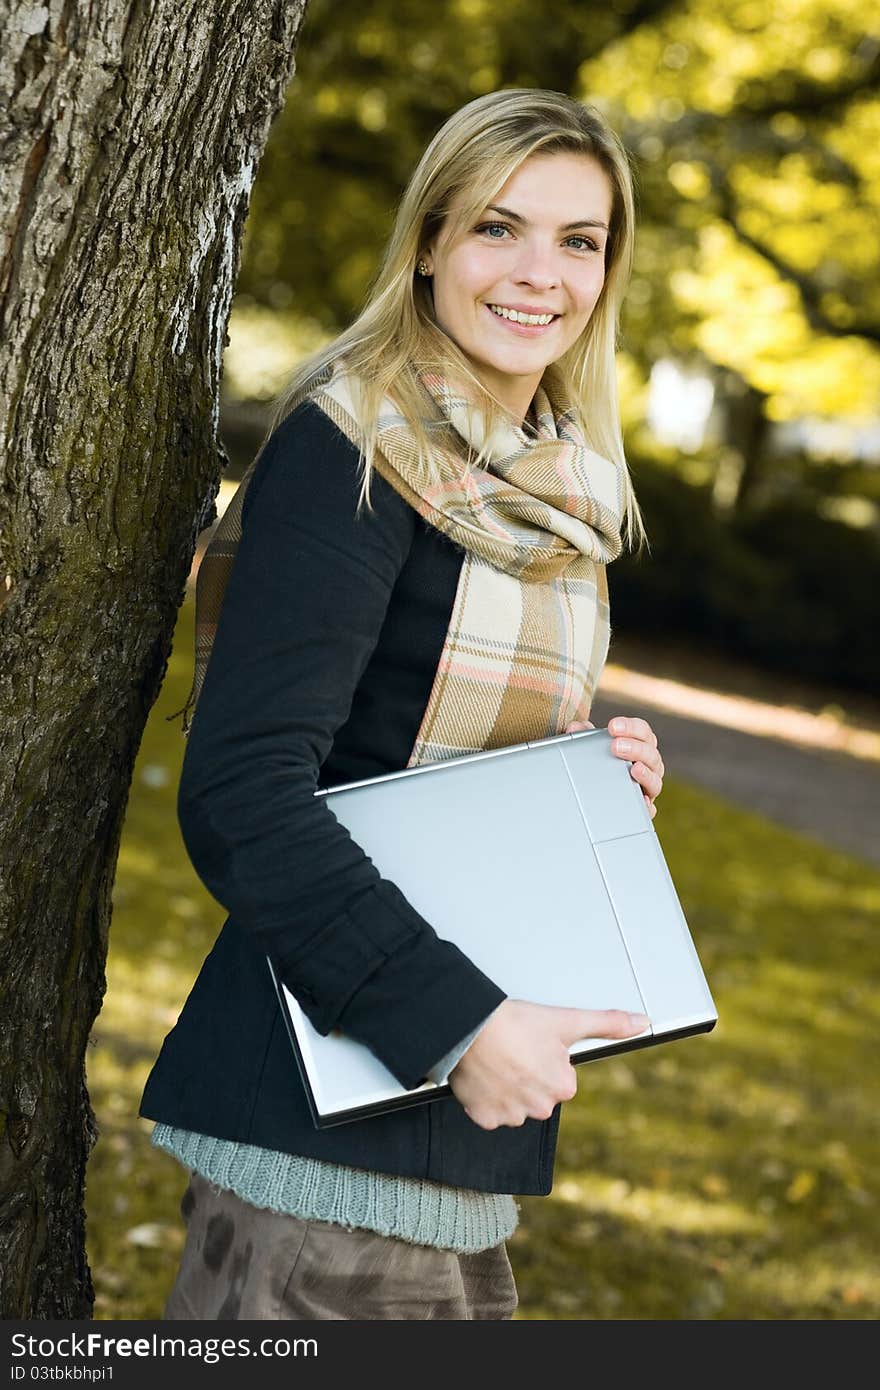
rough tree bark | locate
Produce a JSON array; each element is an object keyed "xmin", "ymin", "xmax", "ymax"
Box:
[{"xmin": 0, "ymin": 0, "xmax": 306, "ymax": 1317}]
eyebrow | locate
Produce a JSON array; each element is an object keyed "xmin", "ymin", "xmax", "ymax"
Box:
[{"xmin": 485, "ymin": 203, "xmax": 610, "ymax": 233}]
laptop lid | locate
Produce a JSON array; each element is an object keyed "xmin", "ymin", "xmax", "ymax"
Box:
[{"xmin": 269, "ymin": 729, "xmax": 716, "ymax": 1127}]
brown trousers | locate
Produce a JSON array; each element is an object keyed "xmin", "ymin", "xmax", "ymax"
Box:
[{"xmin": 163, "ymin": 1171, "xmax": 518, "ymax": 1321}]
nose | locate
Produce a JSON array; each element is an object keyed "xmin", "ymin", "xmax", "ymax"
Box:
[{"xmin": 512, "ymin": 239, "xmax": 561, "ymax": 290}]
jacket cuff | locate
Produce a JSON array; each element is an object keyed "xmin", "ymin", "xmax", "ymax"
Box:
[
  {"xmin": 276, "ymin": 880, "xmax": 507, "ymax": 1091},
  {"xmin": 424, "ymin": 1005, "xmax": 502, "ymax": 1084}
]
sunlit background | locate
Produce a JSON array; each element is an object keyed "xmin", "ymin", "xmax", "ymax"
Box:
[{"xmin": 86, "ymin": 0, "xmax": 879, "ymax": 1320}]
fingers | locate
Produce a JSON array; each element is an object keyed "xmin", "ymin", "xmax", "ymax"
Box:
[
  {"xmin": 609, "ymin": 716, "xmax": 657, "ymax": 747},
  {"xmin": 465, "ymin": 1108, "xmax": 507, "ymax": 1131},
  {"xmin": 465, "ymin": 1103, "xmax": 551, "ymax": 1131},
  {"xmin": 629, "ymin": 759, "xmax": 662, "ymax": 819},
  {"xmin": 465, "ymin": 1075, "xmax": 572, "ymax": 1130},
  {"xmin": 453, "ymin": 1000, "xmax": 650, "ymax": 1130},
  {"xmin": 608, "ymin": 727, "xmax": 662, "ymax": 772},
  {"xmin": 559, "ymin": 1007, "xmax": 650, "ymax": 1045},
  {"xmin": 630, "ymin": 760, "xmax": 663, "ymax": 799},
  {"xmin": 607, "ymin": 715, "xmax": 665, "ymax": 811}
]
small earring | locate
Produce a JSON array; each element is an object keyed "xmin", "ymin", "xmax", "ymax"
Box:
[{"xmin": 417, "ymin": 259, "xmax": 431, "ymax": 276}]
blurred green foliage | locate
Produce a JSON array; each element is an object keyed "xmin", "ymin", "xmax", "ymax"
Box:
[
  {"xmin": 239, "ymin": 0, "xmax": 880, "ymax": 448},
  {"xmin": 611, "ymin": 447, "xmax": 880, "ymax": 692},
  {"xmin": 86, "ymin": 597, "xmax": 880, "ymax": 1319},
  {"xmin": 218, "ymin": 0, "xmax": 880, "ymax": 694}
]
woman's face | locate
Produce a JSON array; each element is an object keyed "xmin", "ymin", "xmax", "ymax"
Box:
[{"xmin": 421, "ymin": 150, "xmax": 614, "ymax": 424}]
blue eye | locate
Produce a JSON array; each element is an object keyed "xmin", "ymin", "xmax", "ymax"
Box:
[{"xmin": 475, "ymin": 222, "xmax": 599, "ymax": 252}]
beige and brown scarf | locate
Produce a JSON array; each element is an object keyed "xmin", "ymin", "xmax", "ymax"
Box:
[{"xmin": 175, "ymin": 359, "xmax": 625, "ymax": 767}]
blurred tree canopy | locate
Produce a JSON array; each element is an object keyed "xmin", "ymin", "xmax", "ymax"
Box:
[
  {"xmin": 233, "ymin": 0, "xmax": 880, "ymax": 518},
  {"xmin": 240, "ymin": 0, "xmax": 683, "ymax": 323},
  {"xmin": 584, "ymin": 0, "xmax": 880, "ymax": 511},
  {"xmin": 225, "ymin": 0, "xmax": 878, "ymax": 683}
]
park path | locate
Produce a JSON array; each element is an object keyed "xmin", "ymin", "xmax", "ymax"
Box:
[{"xmin": 591, "ymin": 637, "xmax": 880, "ymax": 869}]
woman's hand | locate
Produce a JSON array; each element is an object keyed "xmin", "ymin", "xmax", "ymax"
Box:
[
  {"xmin": 447, "ymin": 999, "xmax": 649, "ymax": 1130},
  {"xmin": 565, "ymin": 716, "xmax": 665, "ymax": 819}
]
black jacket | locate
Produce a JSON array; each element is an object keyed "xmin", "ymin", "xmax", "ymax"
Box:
[{"xmin": 140, "ymin": 401, "xmax": 562, "ymax": 1194}]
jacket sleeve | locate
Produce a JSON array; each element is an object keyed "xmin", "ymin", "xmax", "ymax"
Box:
[{"xmin": 176, "ymin": 401, "xmax": 506, "ymax": 1091}]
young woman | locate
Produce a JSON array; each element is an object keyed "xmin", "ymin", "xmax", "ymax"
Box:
[{"xmin": 141, "ymin": 86, "xmax": 666, "ymax": 1321}]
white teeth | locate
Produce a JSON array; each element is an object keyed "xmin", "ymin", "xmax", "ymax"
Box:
[{"xmin": 487, "ymin": 304, "xmax": 556, "ymax": 326}]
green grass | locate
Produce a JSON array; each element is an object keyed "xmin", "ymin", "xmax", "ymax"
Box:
[{"xmin": 85, "ymin": 596, "xmax": 880, "ymax": 1319}]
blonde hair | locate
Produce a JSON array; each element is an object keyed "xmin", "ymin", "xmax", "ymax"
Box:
[{"xmin": 264, "ymin": 87, "xmax": 647, "ymax": 551}]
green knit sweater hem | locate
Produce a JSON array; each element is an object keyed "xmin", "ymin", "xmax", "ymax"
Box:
[{"xmin": 151, "ymin": 1125, "xmax": 519, "ymax": 1254}]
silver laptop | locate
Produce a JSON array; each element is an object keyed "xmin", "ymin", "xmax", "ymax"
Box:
[{"xmin": 268, "ymin": 728, "xmax": 717, "ymax": 1128}]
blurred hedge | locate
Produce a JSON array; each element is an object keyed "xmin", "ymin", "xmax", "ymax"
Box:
[{"xmin": 612, "ymin": 460, "xmax": 880, "ymax": 695}]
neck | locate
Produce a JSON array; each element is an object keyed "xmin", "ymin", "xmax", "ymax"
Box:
[{"xmin": 463, "ymin": 363, "xmax": 543, "ymax": 429}]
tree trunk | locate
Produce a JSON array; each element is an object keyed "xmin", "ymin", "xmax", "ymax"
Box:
[
  {"xmin": 710, "ymin": 369, "xmax": 772, "ymax": 514},
  {"xmin": 0, "ymin": 0, "xmax": 306, "ymax": 1317}
]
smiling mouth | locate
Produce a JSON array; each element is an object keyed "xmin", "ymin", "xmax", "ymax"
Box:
[{"xmin": 484, "ymin": 303, "xmax": 561, "ymax": 330}]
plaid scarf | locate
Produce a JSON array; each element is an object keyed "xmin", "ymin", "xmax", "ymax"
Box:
[{"xmin": 176, "ymin": 360, "xmax": 625, "ymax": 765}]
